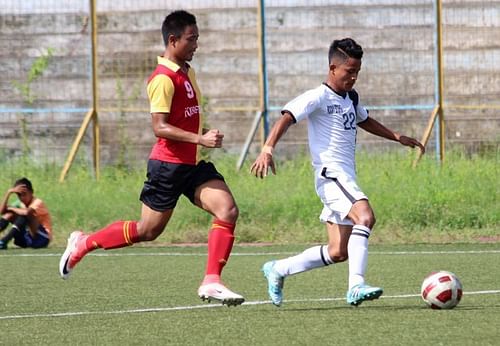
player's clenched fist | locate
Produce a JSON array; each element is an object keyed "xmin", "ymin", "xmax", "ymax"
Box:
[{"xmin": 200, "ymin": 129, "xmax": 224, "ymax": 148}]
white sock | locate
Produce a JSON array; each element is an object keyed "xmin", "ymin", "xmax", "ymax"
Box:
[
  {"xmin": 274, "ymin": 245, "xmax": 334, "ymax": 276},
  {"xmin": 348, "ymin": 225, "xmax": 371, "ymax": 289}
]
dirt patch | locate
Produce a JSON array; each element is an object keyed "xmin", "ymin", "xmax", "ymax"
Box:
[{"xmin": 474, "ymin": 235, "xmax": 500, "ymax": 243}]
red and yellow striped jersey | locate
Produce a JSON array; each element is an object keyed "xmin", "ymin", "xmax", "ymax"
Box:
[{"xmin": 146, "ymin": 56, "xmax": 203, "ymax": 165}]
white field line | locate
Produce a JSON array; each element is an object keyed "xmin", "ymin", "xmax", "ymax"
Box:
[
  {"xmin": 1, "ymin": 290, "xmax": 499, "ymax": 321},
  {"xmin": 1, "ymin": 249, "xmax": 500, "ymax": 258}
]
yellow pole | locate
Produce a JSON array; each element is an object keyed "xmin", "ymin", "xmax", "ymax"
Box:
[
  {"xmin": 413, "ymin": 105, "xmax": 439, "ymax": 168},
  {"xmin": 59, "ymin": 109, "xmax": 95, "ymax": 182},
  {"xmin": 59, "ymin": 0, "xmax": 100, "ymax": 182},
  {"xmin": 93, "ymin": 111, "xmax": 100, "ymax": 179},
  {"xmin": 90, "ymin": 0, "xmax": 100, "ymax": 179},
  {"xmin": 436, "ymin": 0, "xmax": 445, "ymax": 163},
  {"xmin": 256, "ymin": 0, "xmax": 265, "ymax": 147}
]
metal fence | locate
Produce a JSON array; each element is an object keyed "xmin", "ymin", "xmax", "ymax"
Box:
[{"xmin": 0, "ymin": 0, "xmax": 498, "ymax": 171}]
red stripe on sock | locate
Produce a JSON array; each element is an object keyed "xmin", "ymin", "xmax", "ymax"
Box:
[{"xmin": 85, "ymin": 221, "xmax": 139, "ymax": 251}]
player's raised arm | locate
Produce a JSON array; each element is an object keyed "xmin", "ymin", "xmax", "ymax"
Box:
[
  {"xmin": 358, "ymin": 116, "xmax": 425, "ymax": 154},
  {"xmin": 250, "ymin": 112, "xmax": 295, "ymax": 178}
]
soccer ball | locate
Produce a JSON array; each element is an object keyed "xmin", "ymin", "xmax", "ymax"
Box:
[{"xmin": 421, "ymin": 271, "xmax": 463, "ymax": 309}]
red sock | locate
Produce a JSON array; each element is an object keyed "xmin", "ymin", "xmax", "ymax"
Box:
[
  {"xmin": 70, "ymin": 221, "xmax": 139, "ymax": 267},
  {"xmin": 84, "ymin": 220, "xmax": 139, "ymax": 253},
  {"xmin": 203, "ymin": 219, "xmax": 235, "ymax": 284}
]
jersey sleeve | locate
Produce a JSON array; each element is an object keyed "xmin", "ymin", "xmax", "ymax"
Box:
[
  {"xmin": 281, "ymin": 89, "xmax": 320, "ymax": 123},
  {"xmin": 147, "ymin": 74, "xmax": 175, "ymax": 113},
  {"xmin": 355, "ymin": 100, "xmax": 369, "ymax": 123}
]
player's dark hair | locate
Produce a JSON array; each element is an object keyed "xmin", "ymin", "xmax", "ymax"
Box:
[
  {"xmin": 14, "ymin": 177, "xmax": 33, "ymax": 192},
  {"xmin": 162, "ymin": 10, "xmax": 197, "ymax": 46},
  {"xmin": 328, "ymin": 38, "xmax": 363, "ymax": 64}
]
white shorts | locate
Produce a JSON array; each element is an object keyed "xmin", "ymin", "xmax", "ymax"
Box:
[{"xmin": 315, "ymin": 167, "xmax": 368, "ymax": 225}]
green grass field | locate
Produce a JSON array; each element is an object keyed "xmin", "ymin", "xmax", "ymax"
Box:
[
  {"xmin": 1, "ymin": 243, "xmax": 499, "ymax": 345},
  {"xmin": 0, "ymin": 151, "xmax": 498, "ymax": 246}
]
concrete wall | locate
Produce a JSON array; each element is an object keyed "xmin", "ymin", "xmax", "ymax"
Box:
[{"xmin": 0, "ymin": 1, "xmax": 498, "ymax": 165}]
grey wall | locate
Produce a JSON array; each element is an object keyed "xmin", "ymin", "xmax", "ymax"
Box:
[{"xmin": 0, "ymin": 1, "xmax": 498, "ymax": 165}]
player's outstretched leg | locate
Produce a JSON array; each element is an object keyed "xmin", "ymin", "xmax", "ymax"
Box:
[
  {"xmin": 262, "ymin": 261, "xmax": 285, "ymax": 307},
  {"xmin": 59, "ymin": 221, "xmax": 140, "ymax": 280},
  {"xmin": 59, "ymin": 231, "xmax": 86, "ymax": 279},
  {"xmin": 346, "ymin": 284, "xmax": 383, "ymax": 306},
  {"xmin": 198, "ymin": 282, "xmax": 245, "ymax": 307}
]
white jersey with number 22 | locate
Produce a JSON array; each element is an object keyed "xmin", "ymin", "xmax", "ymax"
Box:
[{"xmin": 282, "ymin": 83, "xmax": 369, "ymax": 178}]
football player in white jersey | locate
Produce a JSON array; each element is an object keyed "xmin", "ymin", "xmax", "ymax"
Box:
[{"xmin": 251, "ymin": 38, "xmax": 424, "ymax": 307}]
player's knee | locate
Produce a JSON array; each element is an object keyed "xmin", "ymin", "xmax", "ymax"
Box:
[
  {"xmin": 2, "ymin": 211, "xmax": 15, "ymax": 222},
  {"xmin": 229, "ymin": 205, "xmax": 239, "ymax": 222},
  {"xmin": 217, "ymin": 204, "xmax": 239, "ymax": 224},
  {"xmin": 368, "ymin": 215, "xmax": 376, "ymax": 229},
  {"xmin": 356, "ymin": 213, "xmax": 376, "ymax": 229}
]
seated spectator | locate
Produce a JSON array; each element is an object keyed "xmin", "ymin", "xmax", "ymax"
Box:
[{"xmin": 0, "ymin": 177, "xmax": 52, "ymax": 249}]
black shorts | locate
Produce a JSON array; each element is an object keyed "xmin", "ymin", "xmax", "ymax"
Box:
[{"xmin": 139, "ymin": 159, "xmax": 225, "ymax": 212}]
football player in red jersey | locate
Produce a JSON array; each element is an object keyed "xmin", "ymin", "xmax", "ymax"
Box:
[{"xmin": 59, "ymin": 10, "xmax": 244, "ymax": 306}]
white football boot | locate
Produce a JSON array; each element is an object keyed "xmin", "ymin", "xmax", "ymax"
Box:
[{"xmin": 198, "ymin": 282, "xmax": 245, "ymax": 307}]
